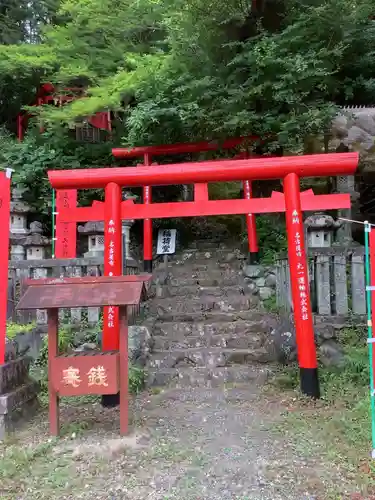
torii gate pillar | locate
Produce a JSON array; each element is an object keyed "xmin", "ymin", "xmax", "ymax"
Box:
[{"xmin": 284, "ymin": 173, "xmax": 319, "ymax": 397}]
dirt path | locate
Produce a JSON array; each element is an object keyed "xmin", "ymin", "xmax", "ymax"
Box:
[{"xmin": 0, "ymin": 386, "xmax": 368, "ymax": 499}]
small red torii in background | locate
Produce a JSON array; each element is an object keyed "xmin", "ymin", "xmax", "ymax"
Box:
[{"xmin": 112, "ymin": 136, "xmax": 263, "ymax": 270}]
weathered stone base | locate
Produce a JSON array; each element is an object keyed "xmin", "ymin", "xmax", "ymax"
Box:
[
  {"xmin": 0, "ymin": 380, "xmax": 40, "ymax": 440},
  {"xmin": 314, "ymin": 314, "xmax": 366, "ymax": 328},
  {"xmin": 0, "ymin": 356, "xmax": 31, "ymax": 394},
  {"xmin": 242, "ymin": 264, "xmax": 277, "ymax": 302}
]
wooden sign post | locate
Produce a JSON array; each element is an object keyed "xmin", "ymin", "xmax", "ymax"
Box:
[{"xmin": 17, "ymin": 274, "xmax": 151, "ymax": 436}]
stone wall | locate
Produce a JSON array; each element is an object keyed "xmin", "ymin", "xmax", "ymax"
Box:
[
  {"xmin": 242, "ymin": 264, "xmax": 277, "ymax": 303},
  {"xmin": 331, "ymin": 106, "xmax": 375, "ymax": 161},
  {"xmin": 0, "ymin": 339, "xmax": 39, "ymax": 440},
  {"xmin": 263, "ymin": 313, "xmax": 345, "ymax": 368}
]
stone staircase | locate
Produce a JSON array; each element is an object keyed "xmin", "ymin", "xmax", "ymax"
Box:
[{"xmin": 144, "ymin": 241, "xmax": 272, "ymax": 388}]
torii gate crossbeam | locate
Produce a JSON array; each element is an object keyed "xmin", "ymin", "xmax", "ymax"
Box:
[{"xmin": 48, "ymin": 153, "xmax": 357, "ymax": 189}]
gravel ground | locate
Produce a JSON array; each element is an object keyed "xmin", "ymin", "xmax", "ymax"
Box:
[{"xmin": 0, "ymin": 386, "xmax": 366, "ymax": 499}]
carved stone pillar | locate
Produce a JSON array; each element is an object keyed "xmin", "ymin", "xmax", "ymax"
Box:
[
  {"xmin": 10, "ymin": 244, "xmax": 25, "ymax": 261},
  {"xmin": 122, "ymin": 219, "xmax": 135, "ymax": 267},
  {"xmin": 122, "ymin": 191, "xmax": 138, "ymax": 270},
  {"xmin": 10, "ymin": 186, "xmax": 30, "ymax": 264}
]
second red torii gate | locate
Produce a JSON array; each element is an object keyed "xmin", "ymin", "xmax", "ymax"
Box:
[
  {"xmin": 112, "ymin": 136, "xmax": 262, "ymax": 270},
  {"xmin": 49, "ymin": 151, "xmax": 359, "ymax": 399}
]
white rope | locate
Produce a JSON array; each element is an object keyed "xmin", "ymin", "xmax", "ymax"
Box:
[{"xmin": 338, "ymin": 217, "xmax": 374, "ymax": 227}]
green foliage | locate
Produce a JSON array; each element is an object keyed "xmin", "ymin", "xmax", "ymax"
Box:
[
  {"xmin": 0, "ymin": 0, "xmax": 374, "ymax": 150},
  {"xmin": 273, "ymin": 325, "xmax": 373, "ymax": 469},
  {"xmin": 209, "ymin": 182, "xmax": 241, "ymax": 201},
  {"xmin": 0, "ymin": 0, "xmax": 374, "ymax": 228},
  {"xmin": 0, "ymin": 129, "xmax": 116, "ymax": 217},
  {"xmin": 263, "ymin": 295, "xmax": 279, "ymax": 314},
  {"xmin": 254, "ymin": 215, "xmax": 287, "ymax": 263},
  {"xmin": 6, "ymin": 321, "xmax": 36, "ymax": 339},
  {"xmin": 129, "ymin": 365, "xmax": 146, "ymax": 394},
  {"xmin": 320, "ymin": 327, "xmax": 369, "ymax": 398},
  {"xmin": 275, "ymin": 325, "xmax": 369, "ymax": 397},
  {"xmin": 35, "ymin": 323, "xmax": 76, "ymax": 368}
]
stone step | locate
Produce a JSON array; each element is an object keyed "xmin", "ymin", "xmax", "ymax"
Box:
[
  {"xmin": 156, "ymin": 284, "xmax": 247, "ymax": 298},
  {"xmin": 167, "ymin": 273, "xmax": 242, "ymax": 287},
  {"xmin": 164, "ymin": 260, "xmax": 244, "ymax": 273},
  {"xmin": 153, "ymin": 331, "xmax": 265, "ymax": 350},
  {"xmin": 152, "ymin": 310, "xmax": 267, "ymax": 323},
  {"xmin": 170, "ymin": 249, "xmax": 246, "ymax": 263},
  {"xmin": 146, "ymin": 365, "xmax": 271, "ymax": 388},
  {"xmin": 148, "ymin": 347, "xmax": 271, "ymax": 369},
  {"xmin": 188, "ymin": 239, "xmax": 233, "ymax": 250},
  {"xmin": 154, "ymin": 318, "xmax": 269, "ymax": 338},
  {"xmin": 147, "ymin": 295, "xmax": 260, "ymax": 317},
  {"xmin": 160, "ymin": 261, "xmax": 243, "ymax": 273}
]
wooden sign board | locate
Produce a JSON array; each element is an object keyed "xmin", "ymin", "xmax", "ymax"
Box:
[
  {"xmin": 52, "ymin": 352, "xmax": 119, "ymax": 397},
  {"xmin": 157, "ymin": 229, "xmax": 177, "ymax": 255},
  {"xmin": 17, "ymin": 275, "xmax": 151, "ymax": 310}
]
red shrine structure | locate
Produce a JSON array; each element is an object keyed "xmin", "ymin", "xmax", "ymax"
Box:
[
  {"xmin": 9, "ymin": 81, "xmax": 362, "ymax": 427},
  {"xmin": 112, "ymin": 136, "xmax": 264, "ymax": 269},
  {"xmin": 17, "ymin": 83, "xmax": 112, "ymax": 142},
  {"xmin": 0, "ymin": 145, "xmax": 360, "ymax": 433}
]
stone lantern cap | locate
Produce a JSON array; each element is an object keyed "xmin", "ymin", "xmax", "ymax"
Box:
[
  {"xmin": 10, "ymin": 186, "xmax": 31, "ymax": 214},
  {"xmin": 10, "ymin": 234, "xmax": 26, "ymax": 245},
  {"xmin": 78, "ymin": 221, "xmax": 104, "ymax": 235},
  {"xmin": 122, "ymin": 192, "xmax": 137, "ymax": 227},
  {"xmin": 24, "ymin": 221, "xmax": 50, "ymax": 247},
  {"xmin": 304, "ymin": 213, "xmax": 341, "ymax": 231},
  {"xmin": 122, "ymin": 191, "xmax": 138, "ymax": 201},
  {"xmin": 122, "ymin": 218, "xmax": 135, "ymax": 227}
]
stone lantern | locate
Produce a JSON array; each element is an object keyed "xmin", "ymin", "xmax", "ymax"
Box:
[
  {"xmin": 78, "ymin": 221, "xmax": 105, "ymax": 257},
  {"xmin": 24, "ymin": 222, "xmax": 50, "ymax": 325},
  {"xmin": 9, "ymin": 186, "xmax": 31, "ymax": 261},
  {"xmin": 24, "ymin": 222, "xmax": 50, "ymax": 260},
  {"xmin": 304, "ymin": 213, "xmax": 341, "ymax": 248},
  {"xmin": 10, "ymin": 186, "xmax": 30, "ymax": 235}
]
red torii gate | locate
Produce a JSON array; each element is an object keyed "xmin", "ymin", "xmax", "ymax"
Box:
[
  {"xmin": 112, "ymin": 136, "xmax": 263, "ymax": 270},
  {"xmin": 49, "ymin": 151, "xmax": 359, "ymax": 399}
]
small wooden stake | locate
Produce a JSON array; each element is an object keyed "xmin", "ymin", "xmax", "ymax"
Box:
[
  {"xmin": 119, "ymin": 306, "xmax": 129, "ymax": 435},
  {"xmin": 48, "ymin": 308, "xmax": 60, "ymax": 436}
]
